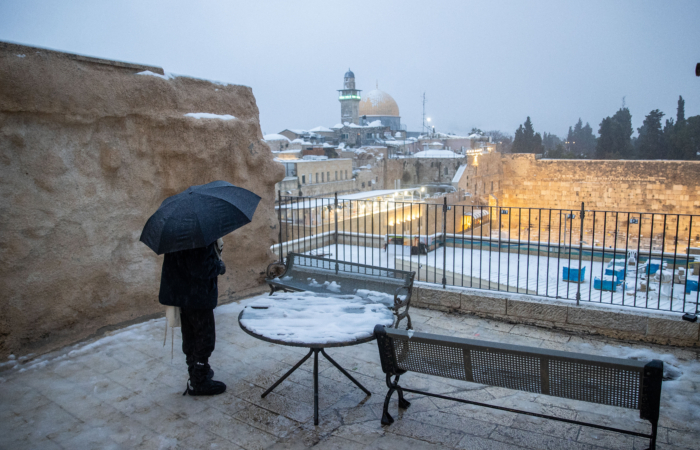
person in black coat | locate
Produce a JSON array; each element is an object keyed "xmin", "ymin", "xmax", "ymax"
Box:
[{"xmin": 159, "ymin": 240, "xmax": 227, "ymax": 396}]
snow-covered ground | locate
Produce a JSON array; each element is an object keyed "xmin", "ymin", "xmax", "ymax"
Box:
[{"xmin": 306, "ymin": 244, "xmax": 700, "ymax": 313}]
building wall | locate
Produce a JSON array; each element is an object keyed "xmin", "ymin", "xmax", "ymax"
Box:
[
  {"xmin": 295, "ymin": 159, "xmax": 353, "ymax": 186},
  {"xmin": 386, "ymin": 157, "xmax": 468, "ymax": 188},
  {"xmin": 300, "ymin": 180, "xmax": 355, "ymax": 197},
  {"xmin": 266, "ymin": 139, "xmax": 291, "ymax": 151},
  {"xmin": 0, "ymin": 43, "xmax": 285, "ymax": 358}
]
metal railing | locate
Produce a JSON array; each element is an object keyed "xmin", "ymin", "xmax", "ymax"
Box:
[{"xmin": 275, "ymin": 192, "xmax": 700, "ymax": 315}]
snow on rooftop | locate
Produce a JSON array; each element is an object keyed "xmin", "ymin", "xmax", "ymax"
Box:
[
  {"xmin": 309, "ymin": 126, "xmax": 333, "ymax": 133},
  {"xmin": 414, "ymin": 149, "xmax": 462, "ymax": 158},
  {"xmin": 264, "ymin": 133, "xmax": 291, "ymax": 142},
  {"xmin": 184, "ymin": 113, "xmax": 236, "ymax": 120},
  {"xmin": 367, "ymin": 120, "xmax": 383, "ymax": 127},
  {"xmin": 452, "ymin": 164, "xmax": 467, "ymax": 183},
  {"xmin": 331, "ymin": 123, "xmax": 344, "ymax": 129}
]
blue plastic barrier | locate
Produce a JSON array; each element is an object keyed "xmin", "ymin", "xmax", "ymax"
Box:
[
  {"xmin": 646, "ymin": 261, "xmax": 660, "ymax": 275},
  {"xmin": 594, "ymin": 276, "xmax": 618, "ymax": 292},
  {"xmin": 563, "ymin": 266, "xmax": 586, "ymax": 283},
  {"xmin": 686, "ymin": 280, "xmax": 699, "ymax": 295}
]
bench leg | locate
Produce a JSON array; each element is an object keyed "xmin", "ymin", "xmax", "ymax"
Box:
[
  {"xmin": 647, "ymin": 419, "xmax": 658, "ymax": 450},
  {"xmin": 397, "ymin": 385, "xmax": 411, "ymax": 409},
  {"xmin": 381, "ymin": 387, "xmax": 395, "ymax": 425},
  {"xmin": 381, "ymin": 374, "xmax": 410, "ymax": 426}
]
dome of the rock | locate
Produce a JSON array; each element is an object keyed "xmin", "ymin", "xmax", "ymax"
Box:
[{"xmin": 359, "ymin": 89, "xmax": 400, "ymax": 117}]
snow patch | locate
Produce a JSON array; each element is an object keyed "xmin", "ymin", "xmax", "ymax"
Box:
[
  {"xmin": 16, "ymin": 54, "xmax": 25, "ymax": 58},
  {"xmin": 136, "ymin": 70, "xmax": 175, "ymax": 80},
  {"xmin": 324, "ymin": 281, "xmax": 341, "ymax": 293},
  {"xmin": 184, "ymin": 113, "xmax": 236, "ymax": 121}
]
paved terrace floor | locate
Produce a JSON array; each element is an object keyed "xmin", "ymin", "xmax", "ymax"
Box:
[{"xmin": 1, "ymin": 293, "xmax": 699, "ymax": 450}]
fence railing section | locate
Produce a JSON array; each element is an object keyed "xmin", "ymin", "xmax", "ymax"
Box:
[{"xmin": 275, "ymin": 192, "xmax": 700, "ymax": 315}]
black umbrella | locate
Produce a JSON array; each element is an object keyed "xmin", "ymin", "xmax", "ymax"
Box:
[{"xmin": 140, "ymin": 180, "xmax": 261, "ymax": 255}]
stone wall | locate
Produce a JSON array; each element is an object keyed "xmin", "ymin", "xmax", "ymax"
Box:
[
  {"xmin": 496, "ymin": 154, "xmax": 700, "ymax": 214},
  {"xmin": 413, "ymin": 283, "xmax": 700, "ymax": 347},
  {"xmin": 0, "ymin": 43, "xmax": 285, "ymax": 358}
]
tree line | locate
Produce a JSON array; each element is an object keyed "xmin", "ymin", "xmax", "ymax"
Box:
[{"xmin": 489, "ymin": 96, "xmax": 699, "ymax": 160}]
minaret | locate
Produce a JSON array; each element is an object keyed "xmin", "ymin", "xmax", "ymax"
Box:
[{"xmin": 338, "ymin": 69, "xmax": 361, "ymax": 125}]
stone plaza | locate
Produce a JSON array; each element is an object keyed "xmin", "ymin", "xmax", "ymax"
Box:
[{"xmin": 1, "ymin": 288, "xmax": 699, "ymax": 450}]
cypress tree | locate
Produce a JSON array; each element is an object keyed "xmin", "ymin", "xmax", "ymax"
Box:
[{"xmin": 636, "ymin": 110, "xmax": 665, "ymax": 159}]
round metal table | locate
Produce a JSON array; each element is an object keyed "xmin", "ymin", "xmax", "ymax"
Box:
[{"xmin": 238, "ymin": 293, "xmax": 393, "ymax": 425}]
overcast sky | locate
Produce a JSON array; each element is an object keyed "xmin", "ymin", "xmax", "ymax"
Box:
[{"xmin": 2, "ymin": 0, "xmax": 699, "ymax": 137}]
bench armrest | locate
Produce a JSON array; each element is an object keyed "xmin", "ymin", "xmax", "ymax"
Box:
[
  {"xmin": 393, "ymin": 285, "xmax": 410, "ymax": 309},
  {"xmin": 265, "ymin": 260, "xmax": 288, "ymax": 281}
]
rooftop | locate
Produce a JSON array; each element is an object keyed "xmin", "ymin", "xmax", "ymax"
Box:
[{"xmin": 1, "ymin": 293, "xmax": 698, "ymax": 449}]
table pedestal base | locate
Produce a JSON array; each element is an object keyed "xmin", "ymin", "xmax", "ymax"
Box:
[{"xmin": 261, "ymin": 347, "xmax": 371, "ymax": 425}]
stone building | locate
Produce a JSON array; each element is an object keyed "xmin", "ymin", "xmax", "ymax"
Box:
[
  {"xmin": 263, "ymin": 133, "xmax": 292, "ymax": 152},
  {"xmin": 275, "ymin": 157, "xmax": 355, "ymax": 197}
]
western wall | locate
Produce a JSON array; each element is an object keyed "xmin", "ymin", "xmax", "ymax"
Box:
[{"xmin": 0, "ymin": 43, "xmax": 285, "ymax": 358}]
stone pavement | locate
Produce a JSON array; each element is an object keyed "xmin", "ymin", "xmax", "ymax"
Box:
[{"xmin": 1, "ymin": 295, "xmax": 699, "ymax": 450}]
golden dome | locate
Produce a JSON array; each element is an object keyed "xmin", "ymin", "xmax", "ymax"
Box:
[{"xmin": 359, "ymin": 89, "xmax": 400, "ymax": 117}]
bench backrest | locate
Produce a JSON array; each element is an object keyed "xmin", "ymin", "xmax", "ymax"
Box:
[
  {"xmin": 375, "ymin": 326, "xmax": 662, "ymax": 420},
  {"xmin": 286, "ymin": 252, "xmax": 414, "ymax": 288}
]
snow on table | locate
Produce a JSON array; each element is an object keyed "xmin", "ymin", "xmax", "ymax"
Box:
[{"xmin": 238, "ymin": 291, "xmax": 394, "ymax": 345}]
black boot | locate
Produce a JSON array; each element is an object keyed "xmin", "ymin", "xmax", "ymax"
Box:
[
  {"xmin": 184, "ymin": 361, "xmax": 226, "ymax": 396},
  {"xmin": 186, "ymin": 355, "xmax": 214, "ymax": 380}
]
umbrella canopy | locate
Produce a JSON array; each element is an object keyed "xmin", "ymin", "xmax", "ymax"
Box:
[{"xmin": 140, "ymin": 180, "xmax": 261, "ymax": 255}]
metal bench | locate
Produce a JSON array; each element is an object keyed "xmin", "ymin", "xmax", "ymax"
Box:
[
  {"xmin": 266, "ymin": 252, "xmax": 415, "ymax": 329},
  {"xmin": 374, "ymin": 325, "xmax": 663, "ymax": 450}
]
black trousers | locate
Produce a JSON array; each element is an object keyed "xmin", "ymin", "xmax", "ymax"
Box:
[{"xmin": 181, "ymin": 308, "xmax": 216, "ymax": 364}]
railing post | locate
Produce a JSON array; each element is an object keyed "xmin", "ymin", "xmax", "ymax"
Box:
[
  {"xmin": 334, "ymin": 192, "xmax": 339, "ymax": 274},
  {"xmin": 576, "ymin": 202, "xmax": 584, "ymax": 306},
  {"xmin": 277, "ymin": 190, "xmax": 283, "ymax": 263},
  {"xmin": 442, "ymin": 197, "xmax": 448, "ymax": 288}
]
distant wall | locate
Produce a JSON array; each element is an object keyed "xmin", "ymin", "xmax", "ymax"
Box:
[
  {"xmin": 498, "ymin": 154, "xmax": 700, "ymax": 213},
  {"xmin": 0, "ymin": 42, "xmax": 285, "ymax": 357}
]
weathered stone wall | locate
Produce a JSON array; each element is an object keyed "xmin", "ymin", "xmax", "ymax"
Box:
[
  {"xmin": 0, "ymin": 43, "xmax": 285, "ymax": 358},
  {"xmin": 412, "ymin": 283, "xmax": 700, "ymax": 347},
  {"xmin": 498, "ymin": 154, "xmax": 700, "ymax": 214}
]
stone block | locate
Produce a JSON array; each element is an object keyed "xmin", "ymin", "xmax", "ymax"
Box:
[
  {"xmin": 418, "ymin": 287, "xmax": 461, "ymax": 309},
  {"xmin": 460, "ymin": 294, "xmax": 507, "ymax": 315},
  {"xmin": 507, "ymin": 299, "xmax": 567, "ymax": 324},
  {"xmin": 567, "ymin": 308, "xmax": 647, "ymax": 335},
  {"xmin": 647, "ymin": 317, "xmax": 699, "ymax": 342}
]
